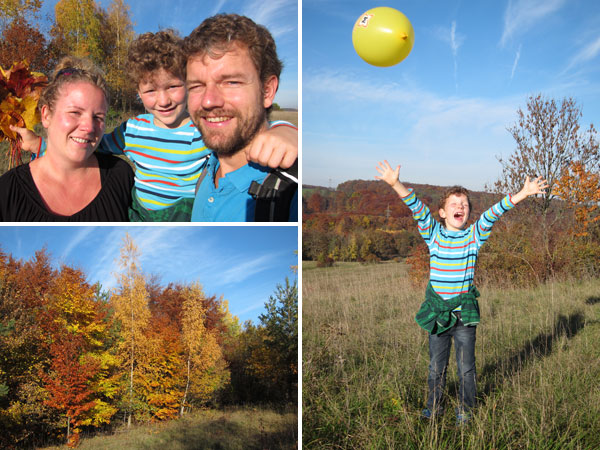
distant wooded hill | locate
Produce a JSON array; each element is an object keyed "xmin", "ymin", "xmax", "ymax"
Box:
[{"xmin": 303, "ymin": 179, "xmax": 501, "ymax": 221}]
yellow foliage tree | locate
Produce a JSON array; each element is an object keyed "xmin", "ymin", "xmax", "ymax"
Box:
[
  {"xmin": 103, "ymin": 0, "xmax": 136, "ymax": 110},
  {"xmin": 111, "ymin": 233, "xmax": 150, "ymax": 427},
  {"xmin": 53, "ymin": 0, "xmax": 104, "ymax": 63},
  {"xmin": 180, "ymin": 282, "xmax": 229, "ymax": 414},
  {"xmin": 0, "ymin": 0, "xmax": 41, "ymax": 24}
]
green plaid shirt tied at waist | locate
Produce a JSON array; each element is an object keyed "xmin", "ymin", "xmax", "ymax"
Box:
[{"xmin": 415, "ymin": 283, "xmax": 481, "ymax": 334}]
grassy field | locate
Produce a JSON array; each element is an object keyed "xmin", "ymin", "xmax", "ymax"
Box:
[
  {"xmin": 302, "ymin": 261, "xmax": 600, "ymax": 449},
  {"xmin": 41, "ymin": 406, "xmax": 297, "ymax": 450}
]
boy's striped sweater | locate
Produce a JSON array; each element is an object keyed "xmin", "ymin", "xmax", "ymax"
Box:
[{"xmin": 402, "ymin": 189, "xmax": 516, "ymax": 301}]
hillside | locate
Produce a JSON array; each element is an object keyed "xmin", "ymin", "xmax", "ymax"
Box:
[{"xmin": 302, "ymin": 179, "xmax": 501, "ymax": 220}]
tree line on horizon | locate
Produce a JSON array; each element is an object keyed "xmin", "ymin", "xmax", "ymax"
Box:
[
  {"xmin": 303, "ymin": 94, "xmax": 600, "ymax": 286},
  {"xmin": 0, "ymin": 235, "xmax": 298, "ymax": 448}
]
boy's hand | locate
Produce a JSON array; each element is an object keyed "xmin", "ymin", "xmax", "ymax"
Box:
[
  {"xmin": 246, "ymin": 125, "xmax": 297, "ymax": 169},
  {"xmin": 9, "ymin": 125, "xmax": 40, "ymax": 153},
  {"xmin": 375, "ymin": 160, "xmax": 400, "ymax": 186},
  {"xmin": 513, "ymin": 176, "xmax": 549, "ymax": 204},
  {"xmin": 375, "ymin": 160, "xmax": 410, "ymax": 197},
  {"xmin": 521, "ymin": 175, "xmax": 548, "ymax": 196}
]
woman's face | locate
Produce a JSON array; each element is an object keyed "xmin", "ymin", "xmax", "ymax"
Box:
[{"xmin": 42, "ymin": 81, "xmax": 107, "ymax": 163}]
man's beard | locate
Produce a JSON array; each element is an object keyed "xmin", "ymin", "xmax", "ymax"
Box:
[{"xmin": 193, "ymin": 106, "xmax": 267, "ymax": 158}]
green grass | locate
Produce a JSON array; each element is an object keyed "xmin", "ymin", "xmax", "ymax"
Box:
[
  {"xmin": 302, "ymin": 261, "xmax": 600, "ymax": 449},
  {"xmin": 41, "ymin": 406, "xmax": 297, "ymax": 450}
]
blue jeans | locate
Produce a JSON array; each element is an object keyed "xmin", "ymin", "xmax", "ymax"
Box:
[{"xmin": 426, "ymin": 318, "xmax": 477, "ymax": 414}]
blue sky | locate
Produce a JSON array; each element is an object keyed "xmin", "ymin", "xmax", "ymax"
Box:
[
  {"xmin": 0, "ymin": 226, "xmax": 298, "ymax": 324},
  {"xmin": 303, "ymin": 0, "xmax": 600, "ymax": 191},
  {"xmin": 38, "ymin": 0, "xmax": 298, "ymax": 108}
]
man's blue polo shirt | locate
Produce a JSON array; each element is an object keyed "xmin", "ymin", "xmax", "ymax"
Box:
[{"xmin": 191, "ymin": 153, "xmax": 270, "ymax": 222}]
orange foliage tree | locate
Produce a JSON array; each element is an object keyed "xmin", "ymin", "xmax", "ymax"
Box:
[{"xmin": 0, "ymin": 17, "xmax": 50, "ymax": 72}]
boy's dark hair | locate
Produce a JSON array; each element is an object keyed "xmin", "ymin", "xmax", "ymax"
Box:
[
  {"xmin": 438, "ymin": 186, "xmax": 472, "ymax": 225},
  {"xmin": 183, "ymin": 14, "xmax": 282, "ymax": 114},
  {"xmin": 127, "ymin": 29, "xmax": 185, "ymax": 87}
]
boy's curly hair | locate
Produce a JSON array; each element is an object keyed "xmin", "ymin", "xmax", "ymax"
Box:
[
  {"xmin": 183, "ymin": 14, "xmax": 282, "ymax": 113},
  {"xmin": 438, "ymin": 186, "xmax": 472, "ymax": 225},
  {"xmin": 127, "ymin": 29, "xmax": 186, "ymax": 87},
  {"xmin": 39, "ymin": 56, "xmax": 109, "ymax": 113}
]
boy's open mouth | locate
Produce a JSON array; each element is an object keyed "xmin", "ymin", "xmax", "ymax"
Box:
[{"xmin": 454, "ymin": 212, "xmax": 464, "ymax": 219}]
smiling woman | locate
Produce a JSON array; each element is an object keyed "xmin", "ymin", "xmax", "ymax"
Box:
[{"xmin": 0, "ymin": 57, "xmax": 134, "ymax": 221}]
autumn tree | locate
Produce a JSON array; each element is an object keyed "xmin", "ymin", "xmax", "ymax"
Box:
[
  {"xmin": 42, "ymin": 334, "xmax": 98, "ymax": 447},
  {"xmin": 490, "ymin": 94, "xmax": 599, "ymax": 279},
  {"xmin": 492, "ymin": 94, "xmax": 592, "ymax": 215},
  {"xmin": 180, "ymin": 282, "xmax": 228, "ymax": 414},
  {"xmin": 0, "ymin": 0, "xmax": 41, "ymax": 28},
  {"xmin": 101, "ymin": 0, "xmax": 136, "ymax": 109},
  {"xmin": 0, "ymin": 17, "xmax": 49, "ymax": 72},
  {"xmin": 553, "ymin": 124, "xmax": 600, "ymax": 236},
  {"xmin": 51, "ymin": 0, "xmax": 104, "ymax": 63},
  {"xmin": 111, "ymin": 234, "xmax": 150, "ymax": 427}
]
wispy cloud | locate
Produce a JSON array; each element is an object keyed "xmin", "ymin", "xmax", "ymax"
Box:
[
  {"xmin": 218, "ymin": 252, "xmax": 282, "ymax": 286},
  {"xmin": 500, "ymin": 0, "xmax": 566, "ymax": 47},
  {"xmin": 434, "ymin": 21, "xmax": 465, "ymax": 91},
  {"xmin": 242, "ymin": 0, "xmax": 297, "ymax": 38},
  {"xmin": 61, "ymin": 227, "xmax": 97, "ymax": 261},
  {"xmin": 511, "ymin": 44, "xmax": 522, "ymax": 80},
  {"xmin": 303, "ymin": 70, "xmax": 522, "ymax": 188},
  {"xmin": 450, "ymin": 21, "xmax": 462, "ymax": 90},
  {"xmin": 564, "ymin": 34, "xmax": 600, "ymax": 72}
]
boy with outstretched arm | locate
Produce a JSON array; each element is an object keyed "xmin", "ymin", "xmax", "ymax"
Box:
[
  {"xmin": 12, "ymin": 30, "xmax": 297, "ymax": 222},
  {"xmin": 375, "ymin": 160, "xmax": 548, "ymax": 424}
]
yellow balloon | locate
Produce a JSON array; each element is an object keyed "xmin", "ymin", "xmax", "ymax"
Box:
[{"xmin": 352, "ymin": 7, "xmax": 415, "ymax": 67}]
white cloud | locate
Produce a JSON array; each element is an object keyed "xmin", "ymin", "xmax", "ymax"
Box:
[
  {"xmin": 500, "ymin": 0, "xmax": 567, "ymax": 47},
  {"xmin": 218, "ymin": 252, "xmax": 282, "ymax": 286},
  {"xmin": 433, "ymin": 21, "xmax": 465, "ymax": 90},
  {"xmin": 565, "ymin": 34, "xmax": 600, "ymax": 72},
  {"xmin": 303, "ymin": 70, "xmax": 524, "ymax": 189},
  {"xmin": 511, "ymin": 44, "xmax": 522, "ymax": 80},
  {"xmin": 242, "ymin": 0, "xmax": 297, "ymax": 38},
  {"xmin": 61, "ymin": 227, "xmax": 97, "ymax": 261}
]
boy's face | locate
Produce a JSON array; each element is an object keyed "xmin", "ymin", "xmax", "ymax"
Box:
[
  {"xmin": 439, "ymin": 194, "xmax": 470, "ymax": 231},
  {"xmin": 138, "ymin": 68, "xmax": 188, "ymax": 129}
]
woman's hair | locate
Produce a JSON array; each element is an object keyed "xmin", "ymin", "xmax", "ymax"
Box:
[
  {"xmin": 38, "ymin": 56, "xmax": 109, "ymax": 113},
  {"xmin": 127, "ymin": 29, "xmax": 186, "ymax": 86}
]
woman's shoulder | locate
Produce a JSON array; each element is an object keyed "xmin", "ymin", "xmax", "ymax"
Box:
[
  {"xmin": 0, "ymin": 163, "xmax": 32, "ymax": 188},
  {"xmin": 96, "ymin": 153, "xmax": 132, "ymax": 169}
]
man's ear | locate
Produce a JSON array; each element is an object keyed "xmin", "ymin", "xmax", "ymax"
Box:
[{"xmin": 262, "ymin": 75, "xmax": 278, "ymax": 109}]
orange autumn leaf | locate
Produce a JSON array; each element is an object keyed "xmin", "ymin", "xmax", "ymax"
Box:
[{"xmin": 0, "ymin": 61, "xmax": 47, "ymax": 168}]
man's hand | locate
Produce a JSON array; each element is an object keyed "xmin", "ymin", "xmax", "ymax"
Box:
[
  {"xmin": 245, "ymin": 125, "xmax": 297, "ymax": 169},
  {"xmin": 9, "ymin": 125, "xmax": 40, "ymax": 153},
  {"xmin": 513, "ymin": 176, "xmax": 549, "ymax": 204}
]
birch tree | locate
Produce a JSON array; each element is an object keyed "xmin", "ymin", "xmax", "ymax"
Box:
[{"xmin": 111, "ymin": 234, "xmax": 150, "ymax": 427}]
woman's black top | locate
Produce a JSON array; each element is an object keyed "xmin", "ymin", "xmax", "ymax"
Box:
[{"xmin": 0, "ymin": 154, "xmax": 134, "ymax": 222}]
